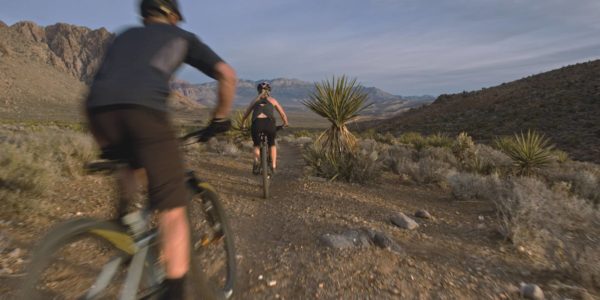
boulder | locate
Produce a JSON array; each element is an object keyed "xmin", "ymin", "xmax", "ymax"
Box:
[
  {"xmin": 414, "ymin": 209, "xmax": 432, "ymax": 219},
  {"xmin": 520, "ymin": 283, "xmax": 544, "ymax": 300},
  {"xmin": 320, "ymin": 229, "xmax": 372, "ymax": 249},
  {"xmin": 391, "ymin": 213, "xmax": 419, "ymax": 230}
]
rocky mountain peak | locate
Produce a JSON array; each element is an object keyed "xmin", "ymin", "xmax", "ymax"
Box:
[
  {"xmin": 4, "ymin": 20, "xmax": 113, "ymax": 83},
  {"xmin": 10, "ymin": 21, "xmax": 46, "ymax": 43},
  {"xmin": 0, "ymin": 20, "xmax": 7, "ymax": 28}
]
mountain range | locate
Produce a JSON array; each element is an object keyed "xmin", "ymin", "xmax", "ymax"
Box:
[
  {"xmin": 170, "ymin": 78, "xmax": 434, "ymax": 115},
  {"xmin": 0, "ymin": 20, "xmax": 431, "ymax": 119}
]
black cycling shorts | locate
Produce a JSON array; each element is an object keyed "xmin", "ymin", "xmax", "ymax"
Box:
[
  {"xmin": 251, "ymin": 118, "xmax": 276, "ymax": 147},
  {"xmin": 86, "ymin": 104, "xmax": 189, "ymax": 211}
]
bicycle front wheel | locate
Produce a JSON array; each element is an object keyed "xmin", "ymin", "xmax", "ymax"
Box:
[
  {"xmin": 188, "ymin": 182, "xmax": 237, "ymax": 299},
  {"xmin": 20, "ymin": 218, "xmax": 139, "ymax": 299}
]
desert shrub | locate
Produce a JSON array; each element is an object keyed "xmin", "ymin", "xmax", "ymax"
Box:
[
  {"xmin": 540, "ymin": 160, "xmax": 600, "ymax": 206},
  {"xmin": 426, "ymin": 133, "xmax": 453, "ymax": 148},
  {"xmin": 294, "ymin": 136, "xmax": 313, "ymax": 146},
  {"xmin": 496, "ymin": 130, "xmax": 554, "ymax": 176},
  {"xmin": 392, "ymin": 157, "xmax": 453, "ymax": 185},
  {"xmin": 473, "ymin": 144, "xmax": 513, "ymax": 175},
  {"xmin": 417, "ymin": 146, "xmax": 459, "ymax": 169},
  {"xmin": 382, "ymin": 144, "xmax": 416, "ymax": 172},
  {"xmin": 1, "ymin": 128, "xmax": 96, "ymax": 177},
  {"xmin": 304, "ymin": 143, "xmax": 380, "ymax": 184},
  {"xmin": 493, "ymin": 177, "xmax": 600, "ymax": 288},
  {"xmin": 373, "ymin": 132, "xmax": 396, "ymax": 145},
  {"xmin": 395, "ymin": 132, "xmax": 453, "ymax": 151},
  {"xmin": 293, "ymin": 130, "xmax": 312, "ymax": 138},
  {"xmin": 360, "ymin": 128, "xmax": 377, "ymax": 140},
  {"xmin": 206, "ymin": 139, "xmax": 241, "ymax": 157},
  {"xmin": 0, "ymin": 127, "xmax": 97, "ymax": 212},
  {"xmin": 493, "ymin": 136, "xmax": 514, "ymax": 152},
  {"xmin": 452, "ymin": 132, "xmax": 477, "ymax": 170},
  {"xmin": 0, "ymin": 143, "xmax": 52, "ymax": 196},
  {"xmin": 446, "ymin": 172, "xmax": 508, "ymax": 201},
  {"xmin": 397, "ymin": 132, "xmax": 427, "ymax": 151},
  {"xmin": 384, "ymin": 143, "xmax": 455, "ymax": 185},
  {"xmin": 358, "ymin": 138, "xmax": 391, "ymax": 156},
  {"xmin": 551, "ymin": 149, "xmax": 570, "ymax": 163},
  {"xmin": 47, "ymin": 130, "xmax": 97, "ymax": 176}
]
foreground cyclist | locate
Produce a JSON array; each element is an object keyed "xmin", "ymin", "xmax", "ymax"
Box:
[
  {"xmin": 85, "ymin": 0, "xmax": 236, "ymax": 298},
  {"xmin": 242, "ymin": 82, "xmax": 289, "ymax": 174}
]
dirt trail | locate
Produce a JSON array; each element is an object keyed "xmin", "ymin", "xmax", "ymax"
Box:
[
  {"xmin": 187, "ymin": 142, "xmax": 590, "ymax": 299},
  {"xmin": 1, "ymin": 141, "xmax": 597, "ymax": 299}
]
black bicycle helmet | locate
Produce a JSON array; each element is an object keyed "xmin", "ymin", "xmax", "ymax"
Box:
[
  {"xmin": 140, "ymin": 0, "xmax": 184, "ymax": 21},
  {"xmin": 257, "ymin": 82, "xmax": 271, "ymax": 92}
]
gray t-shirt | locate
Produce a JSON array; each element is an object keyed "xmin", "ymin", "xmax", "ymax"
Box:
[{"xmin": 86, "ymin": 23, "xmax": 223, "ymax": 111}]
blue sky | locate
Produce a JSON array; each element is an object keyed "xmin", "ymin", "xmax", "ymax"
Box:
[{"xmin": 2, "ymin": 0, "xmax": 600, "ymax": 95}]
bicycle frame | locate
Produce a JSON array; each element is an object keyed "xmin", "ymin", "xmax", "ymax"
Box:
[{"xmin": 22, "ymin": 129, "xmax": 235, "ymax": 300}]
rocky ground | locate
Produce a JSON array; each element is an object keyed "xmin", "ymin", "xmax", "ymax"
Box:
[{"xmin": 0, "ymin": 141, "xmax": 598, "ymax": 299}]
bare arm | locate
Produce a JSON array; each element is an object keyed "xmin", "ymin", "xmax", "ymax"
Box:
[
  {"xmin": 212, "ymin": 62, "xmax": 237, "ymax": 119},
  {"xmin": 271, "ymin": 98, "xmax": 289, "ymax": 126}
]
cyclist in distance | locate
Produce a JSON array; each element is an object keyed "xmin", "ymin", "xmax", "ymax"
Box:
[
  {"xmin": 242, "ymin": 82, "xmax": 289, "ymax": 174},
  {"xmin": 85, "ymin": 0, "xmax": 237, "ymax": 298}
]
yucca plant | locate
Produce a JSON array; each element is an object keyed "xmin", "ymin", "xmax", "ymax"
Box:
[
  {"xmin": 499, "ymin": 130, "xmax": 554, "ymax": 176},
  {"xmin": 231, "ymin": 110, "xmax": 251, "ymax": 137},
  {"xmin": 302, "ymin": 76, "xmax": 371, "ymax": 157}
]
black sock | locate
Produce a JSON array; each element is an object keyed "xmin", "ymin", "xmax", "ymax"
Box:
[{"xmin": 161, "ymin": 276, "xmax": 186, "ymax": 300}]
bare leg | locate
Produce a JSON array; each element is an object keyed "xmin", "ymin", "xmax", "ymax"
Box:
[
  {"xmin": 270, "ymin": 145, "xmax": 277, "ymax": 169},
  {"xmin": 116, "ymin": 168, "xmax": 146, "ymax": 216},
  {"xmin": 159, "ymin": 207, "xmax": 190, "ymax": 278},
  {"xmin": 116, "ymin": 169, "xmax": 189, "ymax": 280},
  {"xmin": 253, "ymin": 146, "xmax": 260, "ymax": 163}
]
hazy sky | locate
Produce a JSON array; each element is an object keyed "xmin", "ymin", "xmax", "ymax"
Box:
[{"xmin": 2, "ymin": 0, "xmax": 600, "ymax": 95}]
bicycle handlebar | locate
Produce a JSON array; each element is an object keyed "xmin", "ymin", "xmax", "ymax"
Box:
[
  {"xmin": 182, "ymin": 124, "xmax": 286, "ymax": 145},
  {"xmin": 179, "ymin": 128, "xmax": 215, "ymax": 145}
]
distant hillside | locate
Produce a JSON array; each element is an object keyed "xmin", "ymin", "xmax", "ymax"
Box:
[
  {"xmin": 171, "ymin": 78, "xmax": 434, "ymax": 116},
  {"xmin": 375, "ymin": 60, "xmax": 600, "ymax": 162}
]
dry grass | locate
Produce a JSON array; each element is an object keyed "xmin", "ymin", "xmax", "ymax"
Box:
[
  {"xmin": 447, "ymin": 169, "xmax": 600, "ymax": 290},
  {"xmin": 0, "ymin": 125, "xmax": 97, "ymax": 212}
]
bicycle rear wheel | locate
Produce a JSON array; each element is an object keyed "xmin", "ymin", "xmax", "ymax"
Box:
[
  {"xmin": 188, "ymin": 181, "xmax": 236, "ymax": 299},
  {"xmin": 261, "ymin": 141, "xmax": 270, "ymax": 199},
  {"xmin": 20, "ymin": 218, "xmax": 142, "ymax": 299}
]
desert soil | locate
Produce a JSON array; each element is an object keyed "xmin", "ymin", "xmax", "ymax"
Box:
[{"xmin": 0, "ymin": 141, "xmax": 597, "ymax": 299}]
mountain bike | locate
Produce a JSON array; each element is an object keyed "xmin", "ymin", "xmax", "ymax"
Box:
[
  {"xmin": 20, "ymin": 129, "xmax": 236, "ymax": 300},
  {"xmin": 258, "ymin": 125, "xmax": 284, "ymax": 199}
]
